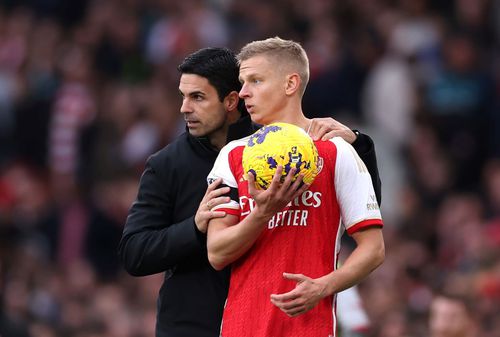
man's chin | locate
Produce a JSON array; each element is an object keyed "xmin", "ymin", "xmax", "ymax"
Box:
[
  {"xmin": 250, "ymin": 116, "xmax": 267, "ymax": 126},
  {"xmin": 188, "ymin": 128, "xmax": 206, "ymax": 138},
  {"xmin": 248, "ymin": 113, "xmax": 263, "ymax": 125}
]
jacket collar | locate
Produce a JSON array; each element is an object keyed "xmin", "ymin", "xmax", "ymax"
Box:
[
  {"xmin": 187, "ymin": 132, "xmax": 219, "ymax": 157},
  {"xmin": 186, "ymin": 114, "xmax": 260, "ymax": 156},
  {"xmin": 227, "ymin": 115, "xmax": 260, "ymax": 143}
]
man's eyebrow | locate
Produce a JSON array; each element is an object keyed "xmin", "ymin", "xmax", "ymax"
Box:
[
  {"xmin": 179, "ymin": 89, "xmax": 205, "ymax": 97},
  {"xmin": 239, "ymin": 73, "xmax": 255, "ymax": 82}
]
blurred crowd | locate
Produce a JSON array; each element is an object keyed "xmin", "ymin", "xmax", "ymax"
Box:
[{"xmin": 0, "ymin": 0, "xmax": 499, "ymax": 336}]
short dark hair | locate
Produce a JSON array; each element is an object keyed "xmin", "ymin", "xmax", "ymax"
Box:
[{"xmin": 178, "ymin": 47, "xmax": 241, "ymax": 103}]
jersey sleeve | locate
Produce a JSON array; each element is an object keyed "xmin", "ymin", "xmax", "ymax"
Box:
[
  {"xmin": 207, "ymin": 142, "xmax": 241, "ymax": 216},
  {"xmin": 332, "ymin": 138, "xmax": 383, "ymax": 235}
]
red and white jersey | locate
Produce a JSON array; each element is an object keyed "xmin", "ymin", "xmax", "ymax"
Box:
[{"xmin": 207, "ymin": 136, "xmax": 383, "ymax": 337}]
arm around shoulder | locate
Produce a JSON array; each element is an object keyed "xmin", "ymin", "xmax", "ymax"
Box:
[
  {"xmin": 351, "ymin": 132, "xmax": 382, "ymax": 205},
  {"xmin": 118, "ymin": 156, "xmax": 206, "ymax": 276}
]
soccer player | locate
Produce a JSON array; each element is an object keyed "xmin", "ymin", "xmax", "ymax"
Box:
[
  {"xmin": 207, "ymin": 37, "xmax": 385, "ymax": 337},
  {"xmin": 118, "ymin": 47, "xmax": 382, "ymax": 337}
]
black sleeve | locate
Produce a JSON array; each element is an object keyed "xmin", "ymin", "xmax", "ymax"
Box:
[
  {"xmin": 351, "ymin": 132, "xmax": 382, "ymax": 205},
  {"xmin": 117, "ymin": 158, "xmax": 205, "ymax": 276}
]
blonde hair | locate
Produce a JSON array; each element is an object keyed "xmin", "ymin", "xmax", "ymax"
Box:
[{"xmin": 237, "ymin": 37, "xmax": 310, "ymax": 96}]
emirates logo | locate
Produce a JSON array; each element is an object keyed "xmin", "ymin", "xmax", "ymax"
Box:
[{"xmin": 316, "ymin": 156, "xmax": 324, "ymax": 175}]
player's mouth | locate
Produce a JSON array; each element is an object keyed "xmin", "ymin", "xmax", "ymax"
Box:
[
  {"xmin": 185, "ymin": 120, "xmax": 200, "ymax": 127},
  {"xmin": 245, "ymin": 104, "xmax": 254, "ymax": 113}
]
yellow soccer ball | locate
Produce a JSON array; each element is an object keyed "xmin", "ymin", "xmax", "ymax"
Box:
[{"xmin": 242, "ymin": 122, "xmax": 319, "ymax": 190}]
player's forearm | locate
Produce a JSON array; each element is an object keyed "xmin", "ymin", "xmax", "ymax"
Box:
[
  {"xmin": 207, "ymin": 210, "xmax": 271, "ymax": 270},
  {"xmin": 320, "ymin": 229, "xmax": 385, "ymax": 296}
]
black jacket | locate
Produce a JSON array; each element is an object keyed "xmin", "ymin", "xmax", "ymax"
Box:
[{"xmin": 118, "ymin": 117, "xmax": 381, "ymax": 337}]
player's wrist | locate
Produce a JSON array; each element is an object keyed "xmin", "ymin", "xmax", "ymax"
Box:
[
  {"xmin": 346, "ymin": 129, "xmax": 359, "ymax": 144},
  {"xmin": 313, "ymin": 278, "xmax": 329, "ymax": 300},
  {"xmin": 319, "ymin": 273, "xmax": 339, "ymax": 297},
  {"xmin": 250, "ymin": 205, "xmax": 275, "ymax": 224},
  {"xmin": 350, "ymin": 130, "xmax": 372, "ymax": 153}
]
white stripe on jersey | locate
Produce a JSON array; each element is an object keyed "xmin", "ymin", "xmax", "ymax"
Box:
[
  {"xmin": 207, "ymin": 137, "xmax": 249, "ymax": 212},
  {"xmin": 328, "ymin": 137, "xmax": 382, "ymax": 231},
  {"xmin": 208, "ymin": 137, "xmax": 248, "ymax": 188}
]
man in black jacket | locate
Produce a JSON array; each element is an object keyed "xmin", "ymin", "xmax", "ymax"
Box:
[{"xmin": 118, "ymin": 47, "xmax": 381, "ymax": 337}]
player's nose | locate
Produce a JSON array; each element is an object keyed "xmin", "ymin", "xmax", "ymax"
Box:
[
  {"xmin": 239, "ymin": 83, "xmax": 250, "ymax": 99},
  {"xmin": 180, "ymin": 98, "xmax": 193, "ymax": 114}
]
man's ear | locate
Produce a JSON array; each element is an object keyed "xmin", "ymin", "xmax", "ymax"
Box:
[
  {"xmin": 224, "ymin": 91, "xmax": 240, "ymax": 111},
  {"xmin": 284, "ymin": 73, "xmax": 301, "ymax": 96}
]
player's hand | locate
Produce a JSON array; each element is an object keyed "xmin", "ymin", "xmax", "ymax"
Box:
[
  {"xmin": 248, "ymin": 166, "xmax": 309, "ymax": 220},
  {"xmin": 195, "ymin": 178, "xmax": 230, "ymax": 233},
  {"xmin": 270, "ymin": 273, "xmax": 327, "ymax": 317},
  {"xmin": 308, "ymin": 117, "xmax": 357, "ymax": 143}
]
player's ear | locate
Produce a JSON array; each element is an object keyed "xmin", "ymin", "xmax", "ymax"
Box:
[
  {"xmin": 284, "ymin": 73, "xmax": 300, "ymax": 96},
  {"xmin": 224, "ymin": 91, "xmax": 239, "ymax": 111}
]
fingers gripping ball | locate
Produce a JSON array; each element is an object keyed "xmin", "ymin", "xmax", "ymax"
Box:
[{"xmin": 242, "ymin": 123, "xmax": 319, "ymax": 190}]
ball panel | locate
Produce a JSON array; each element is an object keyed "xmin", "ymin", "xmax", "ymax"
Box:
[{"xmin": 242, "ymin": 123, "xmax": 318, "ymax": 190}]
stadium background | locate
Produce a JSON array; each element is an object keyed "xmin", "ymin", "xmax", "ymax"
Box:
[{"xmin": 0, "ymin": 0, "xmax": 499, "ymax": 336}]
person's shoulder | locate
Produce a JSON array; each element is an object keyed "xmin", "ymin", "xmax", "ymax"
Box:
[
  {"xmin": 148, "ymin": 133, "xmax": 190, "ymax": 164},
  {"xmin": 316, "ymin": 136, "xmax": 347, "ymax": 151},
  {"xmin": 323, "ymin": 136, "xmax": 355, "ymax": 153},
  {"xmin": 316, "ymin": 137, "xmax": 359, "ymax": 164},
  {"xmin": 219, "ymin": 136, "xmax": 249, "ymax": 156},
  {"xmin": 324, "ymin": 136, "xmax": 349, "ymax": 146}
]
